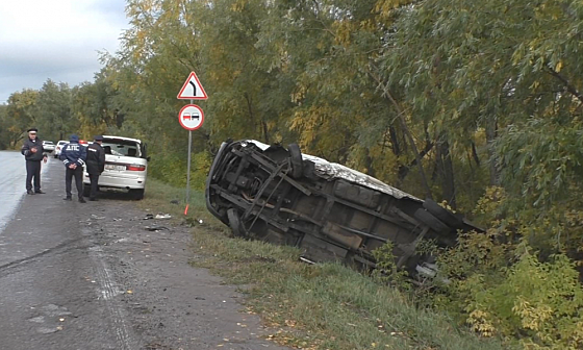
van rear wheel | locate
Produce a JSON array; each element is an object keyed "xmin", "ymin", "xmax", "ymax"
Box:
[
  {"xmin": 423, "ymin": 199, "xmax": 463, "ymax": 229},
  {"xmin": 413, "ymin": 208, "xmax": 450, "ymax": 234},
  {"xmin": 227, "ymin": 208, "xmax": 246, "ymax": 237}
]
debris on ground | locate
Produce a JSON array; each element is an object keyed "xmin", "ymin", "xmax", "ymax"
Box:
[
  {"xmin": 155, "ymin": 214, "xmax": 172, "ymax": 220},
  {"xmin": 144, "ymin": 225, "xmax": 170, "ymax": 232}
]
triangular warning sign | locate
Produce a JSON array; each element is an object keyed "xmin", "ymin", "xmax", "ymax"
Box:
[{"xmin": 177, "ymin": 71, "xmax": 208, "ymax": 100}]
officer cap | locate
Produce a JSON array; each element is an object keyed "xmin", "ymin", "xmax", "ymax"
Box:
[
  {"xmin": 27, "ymin": 128, "xmax": 38, "ymax": 133},
  {"xmin": 94, "ymin": 135, "xmax": 104, "ymax": 141}
]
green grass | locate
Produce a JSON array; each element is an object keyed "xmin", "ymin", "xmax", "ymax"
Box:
[
  {"xmin": 142, "ymin": 178, "xmax": 515, "ymax": 350},
  {"xmin": 138, "ymin": 179, "xmax": 218, "ymax": 226}
]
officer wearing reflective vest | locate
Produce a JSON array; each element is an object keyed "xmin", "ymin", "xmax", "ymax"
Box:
[{"xmin": 59, "ymin": 134, "xmax": 87, "ymax": 203}]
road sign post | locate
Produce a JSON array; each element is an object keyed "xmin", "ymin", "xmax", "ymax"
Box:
[
  {"xmin": 177, "ymin": 71, "xmax": 208, "ymax": 215},
  {"xmin": 178, "ymin": 103, "xmax": 204, "ymax": 214},
  {"xmin": 186, "ymin": 102, "xmax": 193, "ymax": 213}
]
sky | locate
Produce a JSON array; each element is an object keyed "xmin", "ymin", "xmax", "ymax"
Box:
[{"xmin": 0, "ymin": 0, "xmax": 128, "ymax": 103}]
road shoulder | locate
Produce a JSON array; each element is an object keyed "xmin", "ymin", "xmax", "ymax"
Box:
[{"xmin": 83, "ymin": 198, "xmax": 290, "ymax": 350}]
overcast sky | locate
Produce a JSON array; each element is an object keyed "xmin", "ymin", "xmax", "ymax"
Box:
[{"xmin": 0, "ymin": 0, "xmax": 128, "ymax": 103}]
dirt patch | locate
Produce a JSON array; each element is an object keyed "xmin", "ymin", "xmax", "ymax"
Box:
[{"xmin": 81, "ymin": 198, "xmax": 291, "ymax": 350}]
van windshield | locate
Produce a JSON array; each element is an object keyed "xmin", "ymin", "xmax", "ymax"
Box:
[{"xmin": 102, "ymin": 139, "xmax": 142, "ymax": 157}]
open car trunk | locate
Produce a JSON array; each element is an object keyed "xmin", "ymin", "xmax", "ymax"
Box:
[{"xmin": 205, "ymin": 140, "xmax": 482, "ymax": 278}]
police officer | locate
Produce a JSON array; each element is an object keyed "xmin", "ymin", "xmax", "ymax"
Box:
[
  {"xmin": 59, "ymin": 134, "xmax": 87, "ymax": 203},
  {"xmin": 86, "ymin": 135, "xmax": 105, "ymax": 201},
  {"xmin": 21, "ymin": 128, "xmax": 48, "ymax": 195}
]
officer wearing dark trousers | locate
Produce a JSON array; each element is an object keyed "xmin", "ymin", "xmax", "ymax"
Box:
[
  {"xmin": 59, "ymin": 134, "xmax": 87, "ymax": 203},
  {"xmin": 21, "ymin": 128, "xmax": 48, "ymax": 195},
  {"xmin": 86, "ymin": 135, "xmax": 105, "ymax": 201}
]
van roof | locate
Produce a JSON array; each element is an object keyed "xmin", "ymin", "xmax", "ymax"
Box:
[{"xmin": 245, "ymin": 140, "xmax": 422, "ymax": 202}]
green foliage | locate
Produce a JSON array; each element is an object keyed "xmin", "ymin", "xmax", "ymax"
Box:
[
  {"xmin": 148, "ymin": 149, "xmax": 211, "ymax": 190},
  {"xmin": 433, "ymin": 189, "xmax": 583, "ymax": 349},
  {"xmin": 371, "ymin": 241, "xmax": 411, "ymax": 289},
  {"xmin": 147, "ymin": 151, "xmax": 185, "ymax": 187},
  {"xmin": 507, "ymin": 250, "xmax": 583, "ymax": 349},
  {"xmin": 0, "ymin": 105, "xmax": 14, "ymax": 149},
  {"xmin": 2, "ymin": 81, "xmax": 79, "ymax": 145},
  {"xmin": 3, "ymin": 89, "xmax": 38, "ymax": 146},
  {"xmin": 34, "ymin": 80, "xmax": 75, "ymax": 141},
  {"xmin": 441, "ymin": 242, "xmax": 583, "ymax": 349},
  {"xmin": 189, "ymin": 151, "xmax": 212, "ymax": 191}
]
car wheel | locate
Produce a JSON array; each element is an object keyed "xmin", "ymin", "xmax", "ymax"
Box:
[
  {"xmin": 423, "ymin": 199, "xmax": 463, "ymax": 228},
  {"xmin": 130, "ymin": 189, "xmax": 145, "ymax": 200},
  {"xmin": 227, "ymin": 208, "xmax": 246, "ymax": 237},
  {"xmin": 413, "ymin": 208, "xmax": 451, "ymax": 234},
  {"xmin": 287, "ymin": 143, "xmax": 303, "ymax": 178}
]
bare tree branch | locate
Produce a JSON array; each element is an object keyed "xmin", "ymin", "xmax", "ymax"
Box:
[
  {"xmin": 368, "ymin": 63, "xmax": 433, "ymax": 199},
  {"xmin": 546, "ymin": 66, "xmax": 583, "ymax": 105}
]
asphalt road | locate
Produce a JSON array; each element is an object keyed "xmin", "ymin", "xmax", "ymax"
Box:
[
  {"xmin": 0, "ymin": 151, "xmax": 49, "ymax": 231},
  {"xmin": 0, "ymin": 153, "xmax": 125, "ymax": 349},
  {"xmin": 0, "ymin": 151, "xmax": 289, "ymax": 350}
]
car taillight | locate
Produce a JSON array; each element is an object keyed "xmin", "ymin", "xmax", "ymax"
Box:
[{"xmin": 127, "ymin": 164, "xmax": 146, "ymax": 171}]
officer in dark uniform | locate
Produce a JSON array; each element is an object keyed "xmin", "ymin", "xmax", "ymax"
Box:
[
  {"xmin": 20, "ymin": 128, "xmax": 48, "ymax": 195},
  {"xmin": 59, "ymin": 134, "xmax": 87, "ymax": 203},
  {"xmin": 86, "ymin": 135, "xmax": 106, "ymax": 201}
]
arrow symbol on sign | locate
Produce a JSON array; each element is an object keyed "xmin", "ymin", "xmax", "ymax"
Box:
[{"xmin": 189, "ymin": 81, "xmax": 196, "ymax": 96}]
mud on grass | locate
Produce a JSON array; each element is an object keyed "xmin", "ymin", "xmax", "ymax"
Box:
[{"xmin": 142, "ymin": 179, "xmax": 513, "ymax": 350}]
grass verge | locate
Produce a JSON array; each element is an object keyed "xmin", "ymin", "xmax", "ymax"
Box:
[
  {"xmin": 136, "ymin": 179, "xmax": 218, "ymax": 225},
  {"xmin": 141, "ymin": 178, "xmax": 515, "ymax": 350}
]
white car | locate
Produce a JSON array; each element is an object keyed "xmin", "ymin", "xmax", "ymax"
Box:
[
  {"xmin": 83, "ymin": 135, "xmax": 149, "ymax": 199},
  {"xmin": 42, "ymin": 140, "xmax": 55, "ymax": 152},
  {"xmin": 54, "ymin": 140, "xmax": 68, "ymax": 158}
]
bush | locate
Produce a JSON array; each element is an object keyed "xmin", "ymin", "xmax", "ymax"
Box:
[
  {"xmin": 450, "ymin": 244, "xmax": 583, "ymax": 349},
  {"xmin": 431, "ymin": 188, "xmax": 583, "ymax": 349},
  {"xmin": 148, "ymin": 150, "xmax": 211, "ymax": 190}
]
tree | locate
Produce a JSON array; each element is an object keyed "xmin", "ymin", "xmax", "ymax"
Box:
[
  {"xmin": 4, "ymin": 89, "xmax": 39, "ymax": 147},
  {"xmin": 34, "ymin": 79, "xmax": 74, "ymax": 141},
  {"xmin": 0, "ymin": 105, "xmax": 12, "ymax": 149}
]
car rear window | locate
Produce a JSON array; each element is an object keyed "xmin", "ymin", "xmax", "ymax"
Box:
[{"xmin": 102, "ymin": 139, "xmax": 141, "ymax": 157}]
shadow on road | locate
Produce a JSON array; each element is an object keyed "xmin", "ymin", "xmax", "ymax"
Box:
[{"xmin": 93, "ymin": 189, "xmax": 137, "ymax": 202}]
